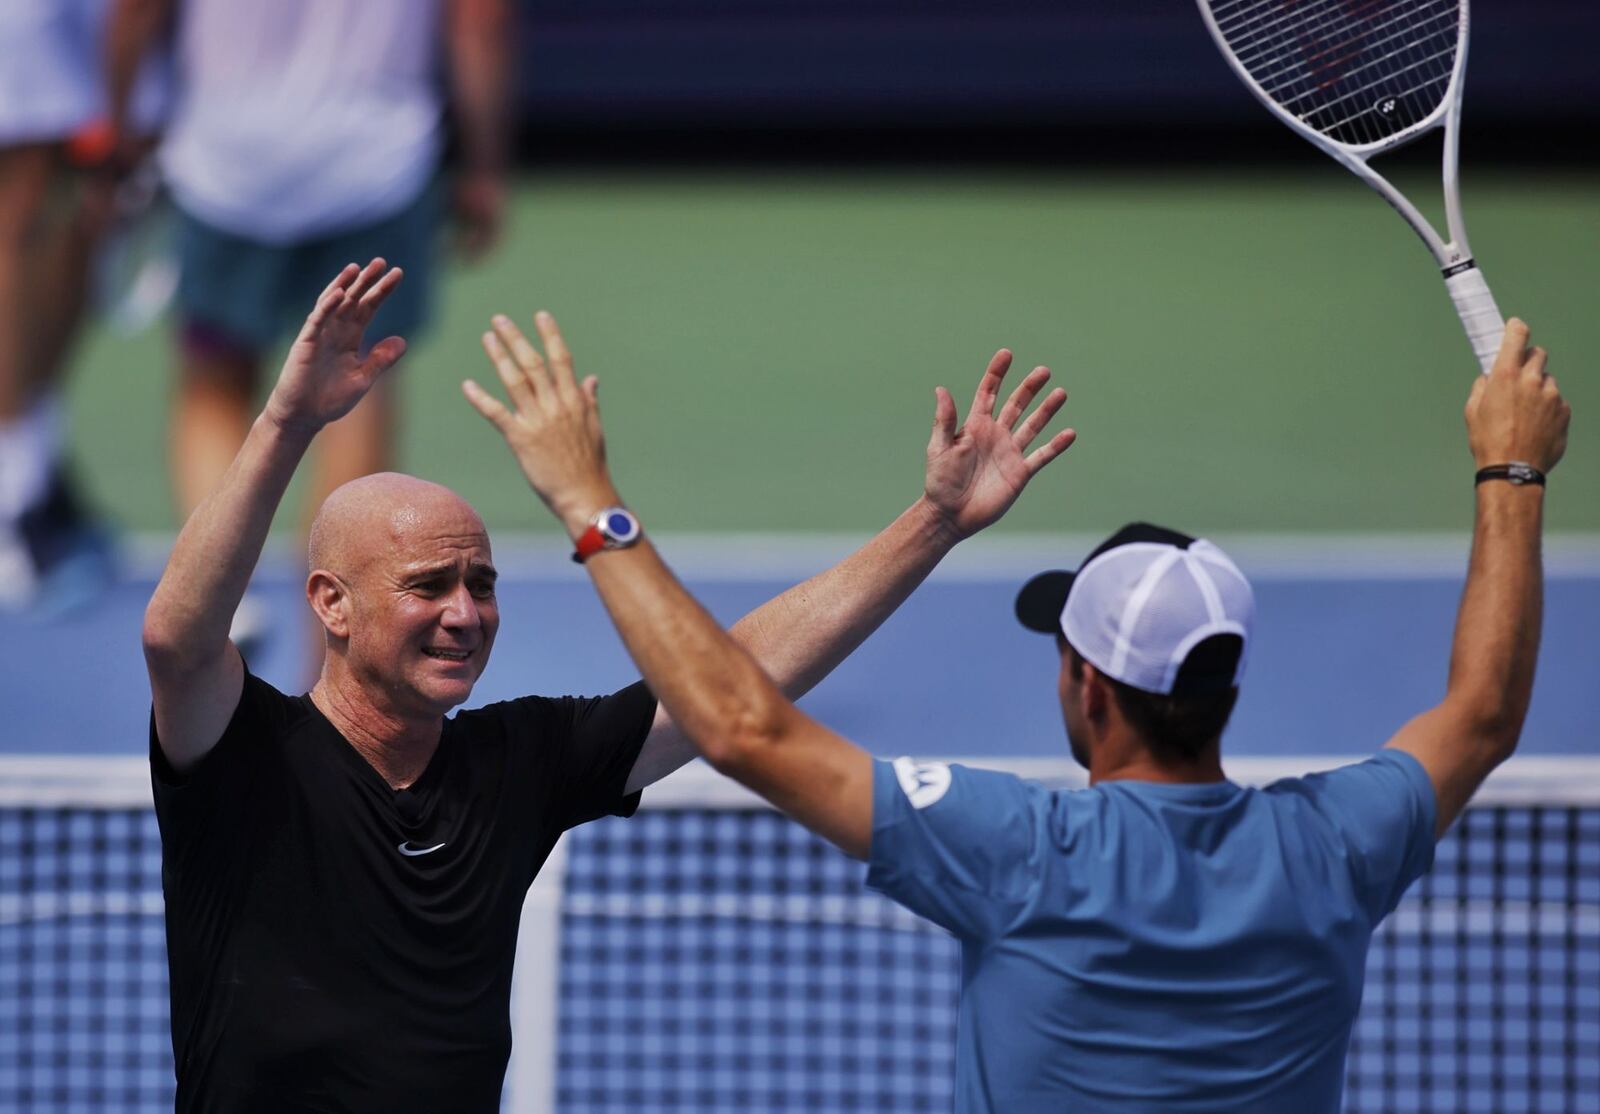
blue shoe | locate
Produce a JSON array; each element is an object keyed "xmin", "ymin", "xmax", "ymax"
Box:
[{"xmin": 9, "ymin": 467, "xmax": 119, "ymax": 621}]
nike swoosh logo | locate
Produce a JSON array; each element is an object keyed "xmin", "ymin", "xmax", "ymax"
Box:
[{"xmin": 397, "ymin": 841, "xmax": 447, "ymax": 857}]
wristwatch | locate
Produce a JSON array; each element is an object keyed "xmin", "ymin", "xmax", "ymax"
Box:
[
  {"xmin": 1475, "ymin": 462, "xmax": 1545, "ymax": 488},
  {"xmin": 571, "ymin": 506, "xmax": 642, "ymax": 563}
]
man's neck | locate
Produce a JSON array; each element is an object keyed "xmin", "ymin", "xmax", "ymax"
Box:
[
  {"xmin": 310, "ymin": 675, "xmax": 443, "ymax": 790},
  {"xmin": 1087, "ymin": 729, "xmax": 1225, "ymax": 786}
]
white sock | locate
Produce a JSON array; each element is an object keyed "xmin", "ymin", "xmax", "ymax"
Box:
[{"xmin": 0, "ymin": 394, "xmax": 63, "ymax": 520}]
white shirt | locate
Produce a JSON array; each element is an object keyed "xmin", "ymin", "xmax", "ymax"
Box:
[
  {"xmin": 160, "ymin": 0, "xmax": 444, "ymax": 243},
  {"xmin": 0, "ymin": 0, "xmax": 167, "ymax": 143}
]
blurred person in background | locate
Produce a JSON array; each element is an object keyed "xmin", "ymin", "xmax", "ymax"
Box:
[
  {"xmin": 0, "ymin": 0, "xmax": 164, "ymax": 614},
  {"xmin": 109, "ymin": 0, "xmax": 509, "ymax": 653}
]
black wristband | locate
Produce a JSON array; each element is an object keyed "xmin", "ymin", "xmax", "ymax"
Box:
[{"xmin": 1475, "ymin": 462, "xmax": 1545, "ymax": 487}]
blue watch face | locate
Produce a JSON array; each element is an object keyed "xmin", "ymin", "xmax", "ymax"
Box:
[{"xmin": 603, "ymin": 510, "xmax": 639, "ymax": 542}]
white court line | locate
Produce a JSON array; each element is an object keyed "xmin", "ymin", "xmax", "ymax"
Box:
[{"xmin": 124, "ymin": 531, "xmax": 1600, "ymax": 582}]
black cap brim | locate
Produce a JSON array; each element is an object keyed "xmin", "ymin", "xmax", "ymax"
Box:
[{"xmin": 1015, "ymin": 570, "xmax": 1076, "ymax": 634}]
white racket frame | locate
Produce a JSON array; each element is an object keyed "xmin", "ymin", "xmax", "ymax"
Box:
[
  {"xmin": 96, "ymin": 160, "xmax": 179, "ymax": 335},
  {"xmin": 1197, "ymin": 0, "xmax": 1503, "ymax": 372}
]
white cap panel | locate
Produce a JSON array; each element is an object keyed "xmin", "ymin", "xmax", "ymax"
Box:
[{"xmin": 1058, "ymin": 537, "xmax": 1255, "ymax": 695}]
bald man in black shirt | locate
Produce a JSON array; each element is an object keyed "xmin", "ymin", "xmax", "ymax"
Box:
[
  {"xmin": 152, "ymin": 474, "xmax": 656, "ymax": 1110},
  {"xmin": 142, "ymin": 260, "xmax": 1072, "ymax": 1110}
]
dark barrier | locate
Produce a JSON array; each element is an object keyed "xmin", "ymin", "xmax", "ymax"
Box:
[{"xmin": 512, "ymin": 1, "xmax": 1597, "ymax": 135}]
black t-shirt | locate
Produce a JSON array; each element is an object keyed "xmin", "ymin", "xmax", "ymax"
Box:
[{"xmin": 149, "ymin": 670, "xmax": 656, "ymax": 1113}]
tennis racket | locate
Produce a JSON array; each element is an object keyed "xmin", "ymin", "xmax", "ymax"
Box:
[
  {"xmin": 1196, "ymin": 0, "xmax": 1502, "ymax": 373},
  {"xmin": 94, "ymin": 158, "xmax": 178, "ymax": 335}
]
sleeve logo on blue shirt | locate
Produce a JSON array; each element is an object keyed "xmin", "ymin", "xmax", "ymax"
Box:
[{"xmin": 892, "ymin": 757, "xmax": 952, "ymax": 809}]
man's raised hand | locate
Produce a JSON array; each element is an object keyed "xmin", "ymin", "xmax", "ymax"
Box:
[
  {"xmin": 463, "ymin": 312, "xmax": 617, "ymax": 535},
  {"xmin": 923, "ymin": 349, "xmax": 1077, "ymax": 539},
  {"xmin": 263, "ymin": 260, "xmax": 408, "ymax": 436},
  {"xmin": 1465, "ymin": 318, "xmax": 1570, "ymax": 475}
]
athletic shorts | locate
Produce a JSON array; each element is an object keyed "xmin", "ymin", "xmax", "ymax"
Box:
[
  {"xmin": 0, "ymin": 4, "xmax": 99, "ymax": 145},
  {"xmin": 175, "ymin": 180, "xmax": 441, "ymax": 353}
]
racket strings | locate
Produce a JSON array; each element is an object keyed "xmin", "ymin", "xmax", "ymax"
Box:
[
  {"xmin": 1265, "ymin": 8, "xmax": 1456, "ymax": 109},
  {"xmin": 1207, "ymin": 0, "xmax": 1461, "ymax": 146},
  {"xmin": 1215, "ymin": 0, "xmax": 1458, "ymax": 141},
  {"xmin": 1225, "ymin": 0, "xmax": 1455, "ymax": 123},
  {"xmin": 1217, "ymin": 0, "xmax": 1444, "ymax": 77}
]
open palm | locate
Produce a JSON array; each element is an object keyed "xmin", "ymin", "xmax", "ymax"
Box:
[
  {"xmin": 924, "ymin": 350, "xmax": 1077, "ymax": 539},
  {"xmin": 265, "ymin": 260, "xmax": 408, "ymax": 433}
]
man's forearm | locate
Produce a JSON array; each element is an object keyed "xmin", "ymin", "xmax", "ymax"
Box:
[
  {"xmin": 1383, "ymin": 320, "xmax": 1567, "ymax": 836},
  {"xmin": 594, "ymin": 531, "xmax": 877, "ymax": 857},
  {"xmin": 107, "ymin": 0, "xmax": 172, "ymax": 135},
  {"xmin": 620, "ymin": 497, "xmax": 959, "ymax": 792},
  {"xmin": 144, "ymin": 414, "xmax": 313, "ymax": 668},
  {"xmin": 447, "ymin": 0, "xmax": 512, "ymax": 175},
  {"xmin": 1442, "ymin": 483, "xmax": 1544, "ymax": 740},
  {"xmin": 589, "ymin": 538, "xmax": 801, "ymax": 770},
  {"xmin": 728, "ymin": 497, "xmax": 962, "ymax": 699}
]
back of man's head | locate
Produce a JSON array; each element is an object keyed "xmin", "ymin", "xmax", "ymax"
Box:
[
  {"xmin": 1018, "ymin": 524, "xmax": 1255, "ymax": 761},
  {"xmin": 1061, "ymin": 637, "xmax": 1241, "ymax": 762}
]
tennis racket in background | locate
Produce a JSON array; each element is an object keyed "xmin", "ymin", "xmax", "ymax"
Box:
[
  {"xmin": 94, "ymin": 157, "xmax": 178, "ymax": 335},
  {"xmin": 1196, "ymin": 0, "xmax": 1502, "ymax": 373}
]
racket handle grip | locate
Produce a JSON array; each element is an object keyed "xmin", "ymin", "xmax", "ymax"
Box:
[{"xmin": 1445, "ymin": 266, "xmax": 1504, "ymax": 375}]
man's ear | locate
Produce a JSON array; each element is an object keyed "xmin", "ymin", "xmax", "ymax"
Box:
[
  {"xmin": 307, "ymin": 570, "xmax": 351, "ymax": 639},
  {"xmin": 1080, "ymin": 659, "xmax": 1113, "ymax": 723}
]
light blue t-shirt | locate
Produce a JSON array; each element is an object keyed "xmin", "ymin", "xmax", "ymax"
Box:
[{"xmin": 867, "ymin": 751, "xmax": 1437, "ymax": 1113}]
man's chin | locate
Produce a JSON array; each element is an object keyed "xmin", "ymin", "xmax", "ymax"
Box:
[{"xmin": 410, "ymin": 671, "xmax": 480, "ymax": 713}]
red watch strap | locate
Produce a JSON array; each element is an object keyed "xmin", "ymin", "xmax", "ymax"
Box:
[{"xmin": 572, "ymin": 524, "xmax": 607, "ymax": 563}]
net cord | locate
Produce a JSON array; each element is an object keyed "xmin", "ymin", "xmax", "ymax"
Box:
[{"xmin": 6, "ymin": 754, "xmax": 1597, "ymax": 810}]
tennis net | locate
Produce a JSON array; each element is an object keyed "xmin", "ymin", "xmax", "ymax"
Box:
[{"xmin": 3, "ymin": 757, "xmax": 1596, "ymax": 1113}]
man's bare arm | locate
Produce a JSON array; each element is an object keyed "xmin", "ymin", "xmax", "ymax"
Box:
[
  {"xmin": 620, "ymin": 501, "xmax": 959, "ymax": 792},
  {"xmin": 1385, "ymin": 319, "xmax": 1570, "ymax": 837},
  {"xmin": 106, "ymin": 0, "xmax": 175, "ymax": 144},
  {"xmin": 445, "ymin": 0, "xmax": 511, "ymax": 260},
  {"xmin": 594, "ymin": 541, "xmax": 878, "ymax": 857},
  {"xmin": 462, "ymin": 313, "xmax": 1075, "ymax": 855},
  {"xmin": 623, "ymin": 349, "xmax": 1075, "ymax": 792},
  {"xmin": 144, "ymin": 262, "xmax": 407, "ymax": 772}
]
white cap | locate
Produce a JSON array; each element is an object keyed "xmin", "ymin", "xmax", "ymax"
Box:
[{"xmin": 1015, "ymin": 523, "xmax": 1254, "ymax": 696}]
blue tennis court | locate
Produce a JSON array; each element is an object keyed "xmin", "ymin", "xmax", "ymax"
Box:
[{"xmin": 2, "ymin": 538, "xmax": 1595, "ymax": 760}]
